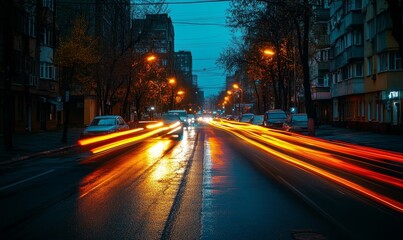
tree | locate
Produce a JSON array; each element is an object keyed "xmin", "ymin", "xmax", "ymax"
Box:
[
  {"xmin": 54, "ymin": 16, "xmax": 100, "ymax": 142},
  {"xmin": 224, "ymin": 0, "xmax": 317, "ymax": 135}
]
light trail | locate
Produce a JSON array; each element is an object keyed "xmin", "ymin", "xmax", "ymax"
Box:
[
  {"xmin": 83, "ymin": 121, "xmax": 183, "ymax": 154},
  {"xmin": 78, "ymin": 128, "xmax": 144, "ymax": 146},
  {"xmin": 90, "ymin": 127, "xmax": 169, "ymax": 154},
  {"xmin": 209, "ymin": 120, "xmax": 403, "ymax": 213}
]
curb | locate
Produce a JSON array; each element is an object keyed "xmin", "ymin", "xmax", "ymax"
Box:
[{"xmin": 0, "ymin": 144, "xmax": 78, "ymax": 166}]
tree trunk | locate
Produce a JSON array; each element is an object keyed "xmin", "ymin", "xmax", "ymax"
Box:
[{"xmin": 253, "ymin": 80, "xmax": 261, "ymax": 114}]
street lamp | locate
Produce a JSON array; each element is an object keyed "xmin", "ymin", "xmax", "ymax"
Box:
[
  {"xmin": 233, "ymin": 84, "xmax": 243, "ymax": 116},
  {"xmin": 146, "ymin": 54, "xmax": 156, "ymax": 62},
  {"xmin": 168, "ymin": 78, "xmax": 176, "ymax": 109},
  {"xmin": 263, "ymin": 49, "xmax": 275, "ymax": 56},
  {"xmin": 175, "ymin": 90, "xmax": 185, "ymax": 109}
]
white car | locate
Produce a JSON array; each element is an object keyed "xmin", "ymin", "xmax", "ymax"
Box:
[{"xmin": 81, "ymin": 115, "xmax": 129, "ymax": 137}]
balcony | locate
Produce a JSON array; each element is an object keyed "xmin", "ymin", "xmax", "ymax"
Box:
[
  {"xmin": 318, "ymin": 61, "xmax": 329, "ymax": 70},
  {"xmin": 344, "ymin": 10, "xmax": 364, "ymax": 30},
  {"xmin": 311, "ymin": 86, "xmax": 331, "ymax": 100},
  {"xmin": 331, "ymin": 78, "xmax": 365, "ymax": 98},
  {"xmin": 345, "ymin": 45, "xmax": 364, "ymax": 61}
]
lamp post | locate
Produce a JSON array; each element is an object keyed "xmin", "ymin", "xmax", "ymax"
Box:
[
  {"xmin": 168, "ymin": 78, "xmax": 176, "ymax": 109},
  {"xmin": 175, "ymin": 90, "xmax": 185, "ymax": 109},
  {"xmin": 233, "ymin": 84, "xmax": 243, "ymax": 116},
  {"xmin": 227, "ymin": 90, "xmax": 236, "ymax": 115}
]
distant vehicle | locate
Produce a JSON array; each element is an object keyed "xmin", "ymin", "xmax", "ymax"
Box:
[
  {"xmin": 263, "ymin": 109, "xmax": 287, "ymax": 129},
  {"xmin": 187, "ymin": 113, "xmax": 196, "ymax": 125},
  {"xmin": 283, "ymin": 113, "xmax": 308, "ymax": 133},
  {"xmin": 240, "ymin": 113, "xmax": 254, "ymax": 122},
  {"xmin": 250, "ymin": 115, "xmax": 264, "ymax": 126},
  {"xmin": 81, "ymin": 115, "xmax": 129, "ymax": 137},
  {"xmin": 161, "ymin": 113, "xmax": 184, "ymax": 139},
  {"xmin": 168, "ymin": 110, "xmax": 188, "ymax": 127}
]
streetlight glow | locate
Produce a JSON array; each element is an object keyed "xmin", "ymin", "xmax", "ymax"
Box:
[
  {"xmin": 168, "ymin": 78, "xmax": 176, "ymax": 84},
  {"xmin": 263, "ymin": 49, "xmax": 275, "ymax": 56},
  {"xmin": 146, "ymin": 55, "xmax": 156, "ymax": 62}
]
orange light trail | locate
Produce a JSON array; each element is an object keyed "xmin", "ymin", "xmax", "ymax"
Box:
[
  {"xmin": 90, "ymin": 127, "xmax": 169, "ymax": 154},
  {"xmin": 78, "ymin": 128, "xmax": 144, "ymax": 146},
  {"xmin": 146, "ymin": 122, "xmax": 164, "ymax": 129},
  {"xmin": 209, "ymin": 120, "xmax": 403, "ymax": 213}
]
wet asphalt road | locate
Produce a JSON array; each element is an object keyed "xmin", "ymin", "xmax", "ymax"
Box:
[{"xmin": 0, "ymin": 125, "xmax": 401, "ymax": 239}]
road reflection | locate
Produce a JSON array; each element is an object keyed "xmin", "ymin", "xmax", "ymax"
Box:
[
  {"xmin": 209, "ymin": 119, "xmax": 403, "ymax": 213},
  {"xmin": 76, "ymin": 129, "xmax": 195, "ymax": 238}
]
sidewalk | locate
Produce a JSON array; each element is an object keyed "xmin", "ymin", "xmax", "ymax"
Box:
[
  {"xmin": 0, "ymin": 128, "xmax": 83, "ymax": 164},
  {"xmin": 1, "ymin": 125, "xmax": 402, "ymax": 165},
  {"xmin": 315, "ymin": 125, "xmax": 403, "ymax": 153}
]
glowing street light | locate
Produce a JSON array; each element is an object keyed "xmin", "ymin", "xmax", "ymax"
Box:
[
  {"xmin": 263, "ymin": 49, "xmax": 275, "ymax": 56},
  {"xmin": 232, "ymin": 84, "xmax": 243, "ymax": 115},
  {"xmin": 168, "ymin": 78, "xmax": 176, "ymax": 85},
  {"xmin": 146, "ymin": 54, "xmax": 156, "ymax": 62}
]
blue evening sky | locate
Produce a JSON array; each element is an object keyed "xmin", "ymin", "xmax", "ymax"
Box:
[{"xmin": 167, "ymin": 1, "xmax": 234, "ymax": 97}]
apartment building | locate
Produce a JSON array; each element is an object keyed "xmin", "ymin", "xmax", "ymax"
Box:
[
  {"xmin": 311, "ymin": 1, "xmax": 332, "ymax": 124},
  {"xmin": 1, "ymin": 0, "xmax": 59, "ymax": 133},
  {"xmin": 132, "ymin": 14, "xmax": 175, "ymax": 75},
  {"xmin": 56, "ymin": 0, "xmax": 131, "ymax": 125},
  {"xmin": 328, "ymin": 0, "xmax": 402, "ymax": 132}
]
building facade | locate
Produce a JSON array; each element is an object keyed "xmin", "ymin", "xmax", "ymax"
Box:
[
  {"xmin": 328, "ymin": 0, "xmax": 402, "ymax": 132},
  {"xmin": 132, "ymin": 14, "xmax": 175, "ymax": 76},
  {"xmin": 1, "ymin": 0, "xmax": 59, "ymax": 134},
  {"xmin": 311, "ymin": 1, "xmax": 332, "ymax": 124},
  {"xmin": 56, "ymin": 0, "xmax": 132, "ymax": 126}
]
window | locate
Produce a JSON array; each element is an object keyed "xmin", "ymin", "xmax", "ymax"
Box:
[
  {"xmin": 379, "ymin": 52, "xmax": 403, "ymax": 72},
  {"xmin": 40, "ymin": 62, "xmax": 54, "ymax": 79},
  {"xmin": 42, "ymin": 0, "xmax": 54, "ymax": 10},
  {"xmin": 323, "ymin": 74, "xmax": 329, "ymax": 86},
  {"xmin": 367, "ymin": 57, "xmax": 373, "ymax": 75},
  {"xmin": 353, "ymin": 31, "xmax": 362, "ymax": 45},
  {"xmin": 367, "ymin": 19, "xmax": 375, "ymax": 40},
  {"xmin": 40, "ymin": 28, "xmax": 52, "ymax": 46},
  {"xmin": 361, "ymin": 100, "xmax": 365, "ymax": 117},
  {"xmin": 355, "ymin": 62, "xmax": 363, "ymax": 77},
  {"xmin": 49, "ymin": 105, "xmax": 55, "ymax": 120},
  {"xmin": 26, "ymin": 15, "xmax": 35, "ymax": 37}
]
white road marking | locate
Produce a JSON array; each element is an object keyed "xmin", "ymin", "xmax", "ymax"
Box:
[{"xmin": 0, "ymin": 169, "xmax": 55, "ymax": 191}]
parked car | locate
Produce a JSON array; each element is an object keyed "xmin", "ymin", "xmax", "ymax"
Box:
[
  {"xmin": 283, "ymin": 113, "xmax": 308, "ymax": 133},
  {"xmin": 263, "ymin": 109, "xmax": 287, "ymax": 129},
  {"xmin": 168, "ymin": 110, "xmax": 188, "ymax": 127},
  {"xmin": 161, "ymin": 113, "xmax": 184, "ymax": 139},
  {"xmin": 81, "ymin": 115, "xmax": 129, "ymax": 137},
  {"xmin": 240, "ymin": 113, "xmax": 254, "ymax": 122},
  {"xmin": 250, "ymin": 115, "xmax": 264, "ymax": 126}
]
